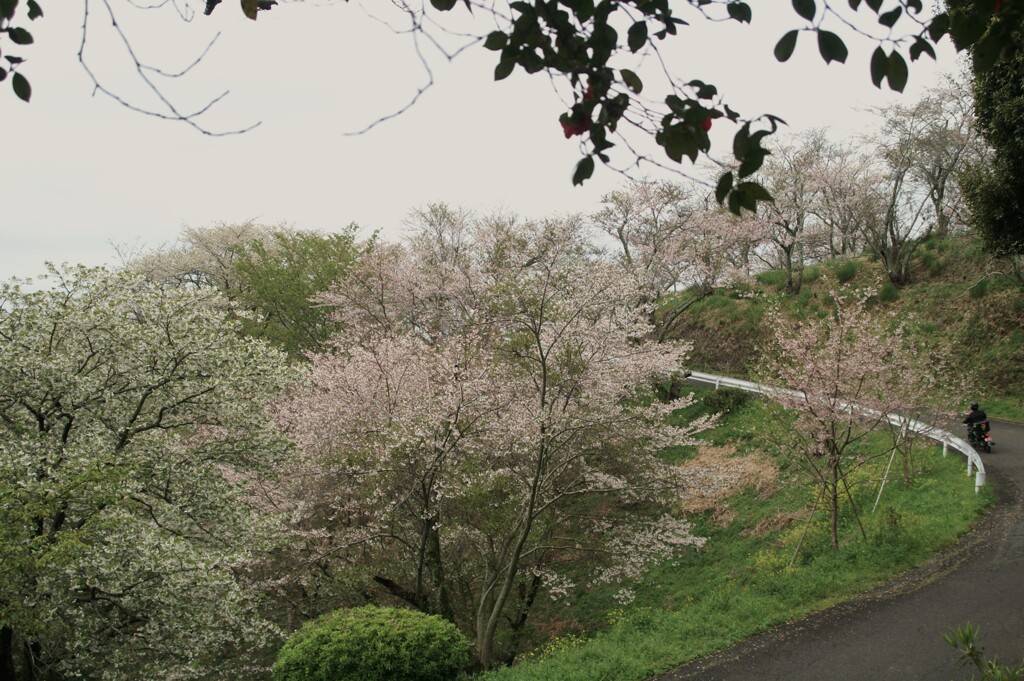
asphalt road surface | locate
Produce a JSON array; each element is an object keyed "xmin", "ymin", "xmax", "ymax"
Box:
[{"xmin": 655, "ymin": 419, "xmax": 1024, "ymax": 681}]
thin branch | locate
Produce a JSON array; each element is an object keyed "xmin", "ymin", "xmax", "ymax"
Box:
[{"xmin": 78, "ymin": 0, "xmax": 260, "ymax": 136}]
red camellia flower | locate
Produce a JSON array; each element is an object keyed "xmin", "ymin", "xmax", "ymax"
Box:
[
  {"xmin": 561, "ymin": 117, "xmax": 590, "ymax": 138},
  {"xmin": 701, "ymin": 118, "xmax": 713, "ymax": 132}
]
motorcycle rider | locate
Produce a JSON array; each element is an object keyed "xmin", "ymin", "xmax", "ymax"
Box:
[
  {"xmin": 963, "ymin": 401, "xmax": 990, "ymax": 448},
  {"xmin": 963, "ymin": 401, "xmax": 988, "ymax": 426}
]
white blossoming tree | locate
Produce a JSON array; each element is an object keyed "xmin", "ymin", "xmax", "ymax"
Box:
[
  {"xmin": 274, "ymin": 216, "xmax": 711, "ymax": 668},
  {"xmin": 0, "ymin": 266, "xmax": 294, "ymax": 681}
]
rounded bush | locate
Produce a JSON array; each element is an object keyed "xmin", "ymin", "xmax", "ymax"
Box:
[
  {"xmin": 833, "ymin": 260, "xmax": 858, "ymax": 284},
  {"xmin": 702, "ymin": 386, "xmax": 751, "ymax": 414},
  {"xmin": 921, "ymin": 251, "xmax": 944, "ymax": 277},
  {"xmin": 272, "ymin": 606, "xmax": 470, "ymax": 681},
  {"xmin": 877, "ymin": 282, "xmax": 899, "ymax": 302}
]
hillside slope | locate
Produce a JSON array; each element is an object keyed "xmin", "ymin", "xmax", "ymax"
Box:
[{"xmin": 665, "ymin": 234, "xmax": 1024, "ymax": 420}]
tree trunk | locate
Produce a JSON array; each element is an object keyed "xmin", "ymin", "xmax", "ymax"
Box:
[
  {"xmin": 372, "ymin": 575, "xmax": 421, "ymax": 607},
  {"xmin": 932, "ymin": 184, "xmax": 949, "ymax": 239},
  {"xmin": 479, "ymin": 527, "xmax": 532, "ymax": 668},
  {"xmin": 0, "ymin": 626, "xmax": 15, "ymax": 681},
  {"xmin": 830, "ymin": 461, "xmax": 840, "ymax": 552},
  {"xmin": 784, "ymin": 241, "xmax": 803, "ymax": 295},
  {"xmin": 474, "ymin": 570, "xmax": 497, "ymax": 665},
  {"xmin": 22, "ymin": 641, "xmax": 40, "ymax": 681},
  {"xmin": 425, "ymin": 527, "xmax": 455, "ymax": 621},
  {"xmin": 478, "ymin": 435, "xmax": 548, "ymax": 668},
  {"xmin": 656, "ymin": 285, "xmax": 713, "ymax": 342},
  {"xmin": 506, "ymin": 574, "xmax": 542, "ymax": 664}
]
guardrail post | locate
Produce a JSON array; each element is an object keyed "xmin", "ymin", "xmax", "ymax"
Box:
[
  {"xmin": 967, "ymin": 456, "xmax": 974, "ymax": 478},
  {"xmin": 975, "ymin": 470, "xmax": 985, "ymax": 493},
  {"xmin": 942, "ymin": 442, "xmax": 948, "ymax": 458}
]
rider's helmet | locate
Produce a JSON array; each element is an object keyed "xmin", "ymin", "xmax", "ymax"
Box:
[{"xmin": 971, "ymin": 401, "xmax": 979, "ymax": 410}]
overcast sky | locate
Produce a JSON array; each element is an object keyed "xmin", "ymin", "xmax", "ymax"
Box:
[{"xmin": 1, "ymin": 1, "xmax": 963, "ymax": 281}]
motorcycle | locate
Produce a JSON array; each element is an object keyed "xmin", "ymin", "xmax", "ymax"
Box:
[{"xmin": 966, "ymin": 420, "xmax": 994, "ymax": 453}]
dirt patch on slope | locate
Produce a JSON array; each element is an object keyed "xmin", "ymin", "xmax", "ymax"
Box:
[{"xmin": 676, "ymin": 445, "xmax": 778, "ymax": 524}]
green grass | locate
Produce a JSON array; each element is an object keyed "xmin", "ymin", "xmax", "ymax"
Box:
[
  {"xmin": 478, "ymin": 393, "xmax": 995, "ymax": 681},
  {"xmin": 984, "ymin": 395, "xmax": 1024, "ymax": 423},
  {"xmin": 754, "ymin": 269, "xmax": 788, "ymax": 289}
]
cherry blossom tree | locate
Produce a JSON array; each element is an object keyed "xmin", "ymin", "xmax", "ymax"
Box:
[
  {"xmin": 876, "ymin": 75, "xmax": 979, "ymax": 240},
  {"xmin": 274, "ymin": 217, "xmax": 711, "ymax": 668},
  {"xmin": 592, "ymin": 179, "xmax": 698, "ymax": 294},
  {"xmin": 854, "ymin": 77, "xmax": 981, "ymax": 285},
  {"xmin": 752, "ymin": 129, "xmax": 835, "ymax": 293},
  {"xmin": 759, "ymin": 283, "xmax": 930, "ymax": 552},
  {"xmin": 875, "ymin": 320, "xmax": 963, "ymax": 490},
  {"xmin": 592, "ymin": 179, "xmax": 760, "ymax": 338},
  {"xmin": 806, "ymin": 137, "xmax": 877, "ymax": 259},
  {"xmin": 745, "ymin": 81, "xmax": 978, "ymax": 288},
  {"xmin": 0, "ymin": 266, "xmax": 295, "ymax": 681},
  {"xmin": 127, "ymin": 221, "xmax": 274, "ymax": 293}
]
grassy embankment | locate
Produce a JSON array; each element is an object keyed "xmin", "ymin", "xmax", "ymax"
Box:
[{"xmin": 673, "ymin": 234, "xmax": 1024, "ymax": 422}]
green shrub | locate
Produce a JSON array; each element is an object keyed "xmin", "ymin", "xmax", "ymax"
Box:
[
  {"xmin": 702, "ymin": 387, "xmax": 751, "ymax": 414},
  {"xmin": 834, "ymin": 260, "xmax": 858, "ymax": 283},
  {"xmin": 920, "ymin": 251, "xmax": 944, "ymax": 277},
  {"xmin": 272, "ymin": 606, "xmax": 471, "ymax": 681},
  {"xmin": 754, "ymin": 269, "xmax": 788, "ymax": 289},
  {"xmin": 921, "ymin": 234, "xmax": 953, "ymax": 252},
  {"xmin": 877, "ymin": 282, "xmax": 899, "ymax": 302},
  {"xmin": 945, "ymin": 623, "xmax": 1024, "ymax": 680},
  {"xmin": 802, "ymin": 265, "xmax": 822, "ymax": 284},
  {"xmin": 653, "ymin": 371, "xmax": 692, "ymax": 402},
  {"xmin": 969, "ymin": 278, "xmax": 989, "ymax": 299}
]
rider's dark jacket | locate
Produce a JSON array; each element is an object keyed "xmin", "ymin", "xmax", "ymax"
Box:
[{"xmin": 963, "ymin": 407, "xmax": 989, "ymax": 425}]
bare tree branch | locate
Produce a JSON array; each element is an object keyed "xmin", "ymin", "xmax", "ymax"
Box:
[{"xmin": 77, "ymin": 0, "xmax": 260, "ymax": 135}]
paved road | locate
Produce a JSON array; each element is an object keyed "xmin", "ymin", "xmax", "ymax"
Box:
[{"xmin": 656, "ymin": 419, "xmax": 1024, "ymax": 681}]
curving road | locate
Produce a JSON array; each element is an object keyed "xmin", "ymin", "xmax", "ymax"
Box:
[{"xmin": 656, "ymin": 419, "xmax": 1024, "ymax": 681}]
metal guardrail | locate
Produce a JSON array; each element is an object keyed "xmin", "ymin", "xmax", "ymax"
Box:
[{"xmin": 688, "ymin": 370, "xmax": 986, "ymax": 493}]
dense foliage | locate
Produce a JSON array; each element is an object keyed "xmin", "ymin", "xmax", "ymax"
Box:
[
  {"xmin": 272, "ymin": 606, "xmax": 471, "ymax": 681},
  {"xmin": 963, "ymin": 46, "xmax": 1024, "ymax": 256},
  {"xmin": 0, "ymin": 266, "xmax": 294, "ymax": 681},
  {"xmin": 129, "ymin": 223, "xmax": 363, "ymax": 358},
  {"xmin": 232, "ymin": 227, "xmax": 363, "ymax": 356}
]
